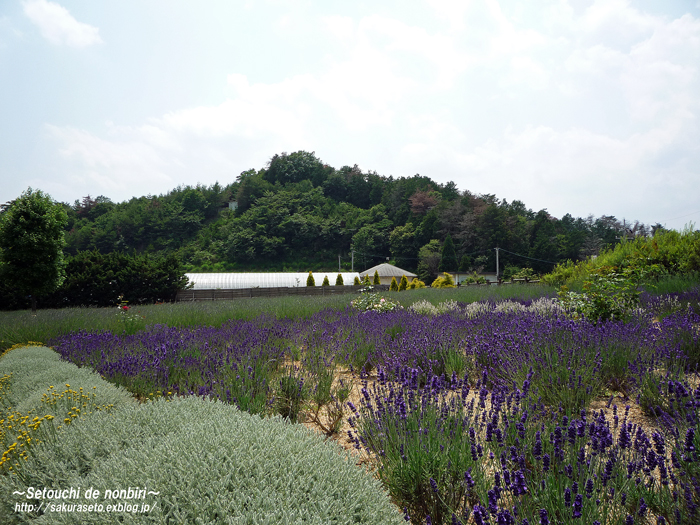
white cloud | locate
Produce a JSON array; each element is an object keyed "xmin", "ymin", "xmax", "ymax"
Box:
[
  {"xmin": 30, "ymin": 2, "xmax": 700, "ymax": 229},
  {"xmin": 23, "ymin": 0, "xmax": 102, "ymax": 48}
]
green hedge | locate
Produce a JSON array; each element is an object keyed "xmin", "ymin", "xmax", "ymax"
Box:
[
  {"xmin": 0, "ymin": 250, "xmax": 190, "ymax": 311},
  {"xmin": 0, "ymin": 347, "xmax": 403, "ymax": 525}
]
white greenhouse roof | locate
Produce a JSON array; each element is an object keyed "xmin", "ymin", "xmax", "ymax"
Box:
[{"xmin": 185, "ymin": 272, "xmax": 362, "ymax": 290}]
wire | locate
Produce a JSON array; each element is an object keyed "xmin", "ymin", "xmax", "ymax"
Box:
[{"xmin": 497, "ymin": 248, "xmax": 558, "ymax": 266}]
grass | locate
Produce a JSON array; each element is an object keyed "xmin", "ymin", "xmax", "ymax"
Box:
[{"xmin": 0, "ymin": 284, "xmax": 556, "ymax": 353}]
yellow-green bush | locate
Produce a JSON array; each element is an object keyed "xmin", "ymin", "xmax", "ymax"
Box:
[{"xmin": 430, "ymin": 272, "xmax": 456, "ymax": 288}]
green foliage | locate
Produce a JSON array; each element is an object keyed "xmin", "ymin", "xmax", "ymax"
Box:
[
  {"xmin": 438, "ymin": 234, "xmax": 457, "ymax": 272},
  {"xmin": 398, "ymin": 274, "xmax": 408, "ymax": 291},
  {"xmin": 557, "ymin": 269, "xmax": 641, "ymax": 323},
  {"xmin": 0, "ymin": 349, "xmax": 404, "ymax": 524},
  {"xmin": 44, "ymin": 250, "xmax": 188, "ymax": 308},
  {"xmin": 545, "ymin": 228, "xmax": 700, "ymax": 288},
  {"xmin": 263, "ymin": 151, "xmax": 331, "ymax": 187},
  {"xmin": 275, "ymin": 367, "xmax": 308, "ymax": 422},
  {"xmin": 322, "ymin": 275, "xmax": 330, "ymax": 286},
  {"xmin": 0, "ymin": 250, "xmax": 190, "ymax": 310},
  {"xmin": 0, "ymin": 188, "xmax": 67, "ymax": 311},
  {"xmin": 373, "ymin": 270, "xmax": 380, "ymax": 285},
  {"xmin": 353, "ymin": 276, "xmax": 361, "ymax": 285},
  {"xmin": 389, "ymin": 276, "xmax": 399, "ymax": 291},
  {"xmin": 336, "ymin": 273, "xmax": 344, "ymax": 286},
  {"xmin": 417, "ymin": 239, "xmax": 442, "ymax": 285},
  {"xmin": 430, "ymin": 272, "xmax": 456, "ymax": 288},
  {"xmin": 389, "ymin": 223, "xmax": 417, "ymax": 271},
  {"xmin": 462, "ymin": 272, "xmax": 488, "ymax": 285},
  {"xmin": 362, "ymin": 274, "xmax": 371, "ymax": 285},
  {"xmin": 542, "ymin": 258, "xmax": 592, "ymax": 287},
  {"xmin": 307, "ymin": 271, "xmax": 315, "ymax": 287},
  {"xmin": 502, "ymin": 265, "xmax": 538, "ymax": 281},
  {"xmin": 408, "ymin": 278, "xmax": 426, "ymax": 289}
]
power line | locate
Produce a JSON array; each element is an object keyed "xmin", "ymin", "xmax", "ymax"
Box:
[{"xmin": 497, "ymin": 248, "xmax": 558, "ymax": 266}]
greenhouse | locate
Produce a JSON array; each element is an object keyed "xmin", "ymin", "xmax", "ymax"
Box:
[{"xmin": 185, "ymin": 272, "xmax": 362, "ymax": 290}]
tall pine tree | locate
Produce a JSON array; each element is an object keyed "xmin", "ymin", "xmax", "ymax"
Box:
[{"xmin": 438, "ymin": 234, "xmax": 458, "ymax": 272}]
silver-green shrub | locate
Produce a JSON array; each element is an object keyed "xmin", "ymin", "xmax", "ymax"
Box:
[
  {"xmin": 0, "ymin": 348, "xmax": 403, "ymax": 525},
  {"xmin": 0, "ymin": 346, "xmax": 135, "ymax": 417},
  {"xmin": 2, "ymin": 397, "xmax": 404, "ymax": 524}
]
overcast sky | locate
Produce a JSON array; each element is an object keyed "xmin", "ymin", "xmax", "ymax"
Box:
[{"xmin": 1, "ymin": 0, "xmax": 699, "ymax": 231}]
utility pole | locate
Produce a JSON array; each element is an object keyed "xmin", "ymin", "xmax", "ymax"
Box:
[
  {"xmin": 495, "ymin": 247, "xmax": 500, "ymax": 283},
  {"xmin": 351, "ymin": 250, "xmax": 354, "ymax": 272},
  {"xmin": 339, "ymin": 255, "xmax": 341, "ymax": 272}
]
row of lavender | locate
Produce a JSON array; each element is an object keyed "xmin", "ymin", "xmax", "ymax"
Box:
[{"xmin": 49, "ymin": 294, "xmax": 700, "ymax": 524}]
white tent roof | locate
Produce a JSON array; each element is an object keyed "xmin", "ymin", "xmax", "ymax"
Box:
[
  {"xmin": 185, "ymin": 272, "xmax": 361, "ymax": 290},
  {"xmin": 359, "ymin": 263, "xmax": 417, "ymax": 278}
]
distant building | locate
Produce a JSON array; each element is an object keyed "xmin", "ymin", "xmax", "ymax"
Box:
[
  {"xmin": 359, "ymin": 263, "xmax": 417, "ymax": 285},
  {"xmin": 447, "ymin": 271, "xmax": 499, "ymax": 284}
]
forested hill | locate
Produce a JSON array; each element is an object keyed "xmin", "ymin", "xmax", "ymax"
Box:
[{"xmin": 61, "ymin": 150, "xmax": 659, "ymax": 282}]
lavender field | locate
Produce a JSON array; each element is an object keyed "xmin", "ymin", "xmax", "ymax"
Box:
[{"xmin": 45, "ymin": 289, "xmax": 700, "ymax": 525}]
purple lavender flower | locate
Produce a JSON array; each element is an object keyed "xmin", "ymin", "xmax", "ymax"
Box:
[
  {"xmin": 464, "ymin": 469, "xmax": 475, "ymax": 489},
  {"xmin": 638, "ymin": 497, "xmax": 647, "ymax": 517},
  {"xmin": 513, "ymin": 470, "xmax": 528, "ymax": 496},
  {"xmin": 684, "ymin": 428, "xmax": 696, "ymax": 456},
  {"xmin": 573, "ymin": 494, "xmax": 582, "ymax": 519},
  {"xmin": 542, "ymin": 453, "xmax": 550, "ymax": 473},
  {"xmin": 538, "ymin": 508, "xmax": 549, "ymax": 525},
  {"xmin": 564, "ymin": 487, "xmax": 572, "ymax": 507}
]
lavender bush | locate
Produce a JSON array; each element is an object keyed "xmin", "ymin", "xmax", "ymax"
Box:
[{"xmin": 41, "ymin": 293, "xmax": 700, "ymax": 524}]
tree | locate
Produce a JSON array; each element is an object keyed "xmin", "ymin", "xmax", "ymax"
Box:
[
  {"xmin": 353, "ymin": 276, "xmax": 361, "ymax": 285},
  {"xmin": 398, "ymin": 275, "xmax": 408, "ymax": 291},
  {"xmin": 389, "ymin": 224, "xmax": 417, "ymax": 272},
  {"xmin": 322, "ymin": 275, "xmax": 330, "ymax": 286},
  {"xmin": 0, "ymin": 188, "xmax": 68, "ymax": 313},
  {"xmin": 307, "ymin": 272, "xmax": 315, "ymax": 286},
  {"xmin": 389, "ymin": 276, "xmax": 399, "ymax": 291},
  {"xmin": 417, "ymin": 240, "xmax": 441, "ymax": 285},
  {"xmin": 335, "ymin": 274, "xmax": 344, "ymax": 286},
  {"xmin": 373, "ymin": 270, "xmax": 380, "ymax": 285},
  {"xmin": 439, "ymin": 234, "xmax": 458, "ymax": 272}
]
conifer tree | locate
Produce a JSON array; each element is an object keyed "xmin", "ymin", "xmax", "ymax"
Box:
[
  {"xmin": 322, "ymin": 275, "xmax": 330, "ymax": 286},
  {"xmin": 306, "ymin": 271, "xmax": 315, "ymax": 286},
  {"xmin": 439, "ymin": 234, "xmax": 458, "ymax": 273},
  {"xmin": 373, "ymin": 270, "xmax": 380, "ymax": 285},
  {"xmin": 389, "ymin": 276, "xmax": 399, "ymax": 291},
  {"xmin": 335, "ymin": 274, "xmax": 344, "ymax": 286},
  {"xmin": 398, "ymin": 274, "xmax": 408, "ymax": 291}
]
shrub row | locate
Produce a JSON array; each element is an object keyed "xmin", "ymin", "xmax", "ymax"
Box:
[{"xmin": 0, "ymin": 346, "xmax": 404, "ymax": 525}]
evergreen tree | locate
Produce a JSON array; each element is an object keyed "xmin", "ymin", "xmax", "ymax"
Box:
[
  {"xmin": 335, "ymin": 274, "xmax": 344, "ymax": 286},
  {"xmin": 398, "ymin": 274, "xmax": 408, "ymax": 291},
  {"xmin": 353, "ymin": 276, "xmax": 361, "ymax": 285},
  {"xmin": 0, "ymin": 188, "xmax": 67, "ymax": 313},
  {"xmin": 389, "ymin": 276, "xmax": 399, "ymax": 291},
  {"xmin": 439, "ymin": 234, "xmax": 458, "ymax": 272},
  {"xmin": 322, "ymin": 275, "xmax": 330, "ymax": 286},
  {"xmin": 373, "ymin": 270, "xmax": 380, "ymax": 285},
  {"xmin": 307, "ymin": 272, "xmax": 315, "ymax": 286}
]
